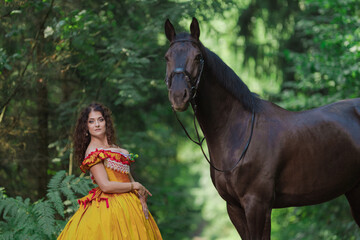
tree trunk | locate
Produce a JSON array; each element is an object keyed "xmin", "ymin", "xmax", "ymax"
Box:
[{"xmin": 37, "ymin": 77, "xmax": 49, "ymax": 197}]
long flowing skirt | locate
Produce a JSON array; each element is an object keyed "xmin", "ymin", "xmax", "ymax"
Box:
[{"xmin": 58, "ymin": 188, "xmax": 162, "ymax": 240}]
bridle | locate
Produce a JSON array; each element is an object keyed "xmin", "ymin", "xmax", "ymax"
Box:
[
  {"xmin": 165, "ymin": 39, "xmax": 255, "ymax": 173},
  {"xmin": 165, "ymin": 39, "xmax": 205, "ymax": 101}
]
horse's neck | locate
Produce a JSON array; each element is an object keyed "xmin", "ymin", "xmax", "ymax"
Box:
[
  {"xmin": 195, "ymin": 79, "xmax": 233, "ymax": 130},
  {"xmin": 194, "ymin": 74, "xmax": 252, "ymax": 158}
]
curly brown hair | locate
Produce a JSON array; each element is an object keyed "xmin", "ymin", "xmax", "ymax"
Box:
[{"xmin": 73, "ymin": 102, "xmax": 116, "ymax": 166}]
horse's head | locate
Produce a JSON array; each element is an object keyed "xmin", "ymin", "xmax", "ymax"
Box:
[{"xmin": 164, "ymin": 17, "xmax": 204, "ymax": 112}]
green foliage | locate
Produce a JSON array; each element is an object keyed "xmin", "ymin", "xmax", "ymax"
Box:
[
  {"xmin": 197, "ymin": 0, "xmax": 360, "ymax": 238},
  {"xmin": 267, "ymin": 1, "xmax": 360, "ymax": 239},
  {"xmin": 279, "ymin": 0, "xmax": 360, "ymax": 110},
  {"xmin": 0, "ymin": 1, "xmax": 234, "ymax": 238},
  {"xmin": 1, "ymin": 0, "xmax": 359, "ymax": 239},
  {"xmin": 0, "ymin": 171, "xmax": 94, "ymax": 239},
  {"xmin": 272, "ymin": 197, "xmax": 360, "ymax": 240},
  {"xmin": 46, "ymin": 170, "xmax": 94, "ymax": 217},
  {"xmin": 233, "ymin": 0, "xmax": 300, "ymax": 80}
]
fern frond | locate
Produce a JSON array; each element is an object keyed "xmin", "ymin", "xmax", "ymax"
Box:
[
  {"xmin": 33, "ymin": 200, "xmax": 56, "ymax": 238},
  {"xmin": 47, "ymin": 171, "xmax": 68, "ymax": 217},
  {"xmin": 59, "ymin": 175, "xmax": 76, "ymax": 201},
  {"xmin": 71, "ymin": 177, "xmax": 94, "ymax": 195},
  {"xmin": 1, "ymin": 197, "xmax": 27, "ymax": 220},
  {"xmin": 0, "ymin": 231, "xmax": 14, "ymax": 240},
  {"xmin": 47, "ymin": 190, "xmax": 64, "ymax": 217},
  {"xmin": 0, "ymin": 195, "xmax": 35, "ymax": 239},
  {"xmin": 48, "ymin": 170, "xmax": 66, "ymax": 191},
  {"xmin": 0, "ymin": 172, "xmax": 96, "ymax": 239},
  {"xmin": 0, "ymin": 197, "xmax": 10, "ymax": 218}
]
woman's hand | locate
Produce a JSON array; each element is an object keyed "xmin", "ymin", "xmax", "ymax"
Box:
[
  {"xmin": 133, "ymin": 182, "xmax": 152, "ymax": 219},
  {"xmin": 133, "ymin": 182, "xmax": 152, "ymax": 198},
  {"xmin": 139, "ymin": 195, "xmax": 149, "ymax": 219}
]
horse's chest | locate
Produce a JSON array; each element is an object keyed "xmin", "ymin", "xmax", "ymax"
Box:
[{"xmin": 211, "ymin": 171, "xmax": 239, "ymax": 201}]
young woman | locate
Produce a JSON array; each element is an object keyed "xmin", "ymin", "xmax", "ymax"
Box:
[{"xmin": 58, "ymin": 103, "xmax": 162, "ymax": 240}]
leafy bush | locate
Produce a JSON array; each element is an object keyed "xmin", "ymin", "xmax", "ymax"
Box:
[
  {"xmin": 280, "ymin": 0, "xmax": 360, "ymax": 110},
  {"xmin": 0, "ymin": 171, "xmax": 94, "ymax": 240}
]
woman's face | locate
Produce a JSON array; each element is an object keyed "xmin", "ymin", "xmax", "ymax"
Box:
[{"xmin": 87, "ymin": 110, "xmax": 106, "ymax": 138}]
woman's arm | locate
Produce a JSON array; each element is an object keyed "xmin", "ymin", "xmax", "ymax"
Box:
[
  {"xmin": 90, "ymin": 163, "xmax": 149, "ymax": 194},
  {"xmin": 129, "ymin": 172, "xmax": 135, "ymax": 182}
]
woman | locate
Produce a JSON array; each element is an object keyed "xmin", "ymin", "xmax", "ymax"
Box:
[{"xmin": 58, "ymin": 103, "xmax": 162, "ymax": 240}]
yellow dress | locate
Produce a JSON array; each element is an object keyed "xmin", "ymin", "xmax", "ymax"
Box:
[{"xmin": 57, "ymin": 149, "xmax": 162, "ymax": 240}]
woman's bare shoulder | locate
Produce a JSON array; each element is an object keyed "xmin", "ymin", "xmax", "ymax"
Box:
[
  {"xmin": 114, "ymin": 145, "xmax": 129, "ymax": 155},
  {"xmin": 85, "ymin": 145, "xmax": 99, "ymax": 157}
]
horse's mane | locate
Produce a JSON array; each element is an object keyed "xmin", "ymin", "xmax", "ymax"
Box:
[
  {"xmin": 199, "ymin": 41, "xmax": 261, "ymax": 112},
  {"xmin": 172, "ymin": 33, "xmax": 261, "ymax": 112}
]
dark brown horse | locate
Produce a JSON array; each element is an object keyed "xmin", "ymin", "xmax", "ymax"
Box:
[{"xmin": 164, "ymin": 18, "xmax": 360, "ymax": 239}]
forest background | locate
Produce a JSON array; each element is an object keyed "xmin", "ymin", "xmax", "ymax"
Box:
[{"xmin": 0, "ymin": 0, "xmax": 359, "ymax": 239}]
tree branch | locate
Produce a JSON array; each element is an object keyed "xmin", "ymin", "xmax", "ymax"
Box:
[
  {"xmin": 0, "ymin": 10, "xmax": 12, "ymax": 20},
  {"xmin": 0, "ymin": 0, "xmax": 56, "ymax": 111}
]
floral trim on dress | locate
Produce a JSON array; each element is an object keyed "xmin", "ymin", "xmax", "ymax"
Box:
[
  {"xmin": 78, "ymin": 149, "xmax": 139, "ymax": 209},
  {"xmin": 78, "ymin": 188, "xmax": 110, "ymax": 209},
  {"xmin": 80, "ymin": 149, "xmax": 136, "ymax": 173}
]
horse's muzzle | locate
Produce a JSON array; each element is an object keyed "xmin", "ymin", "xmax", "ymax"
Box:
[{"xmin": 169, "ymin": 88, "xmax": 190, "ymax": 112}]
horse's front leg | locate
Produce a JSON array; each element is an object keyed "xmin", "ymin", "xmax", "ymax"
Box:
[
  {"xmin": 262, "ymin": 208, "xmax": 272, "ymax": 240},
  {"xmin": 227, "ymin": 202, "xmax": 249, "ymax": 240},
  {"xmin": 243, "ymin": 194, "xmax": 272, "ymax": 240}
]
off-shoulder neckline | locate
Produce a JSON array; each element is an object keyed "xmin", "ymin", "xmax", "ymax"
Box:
[
  {"xmin": 97, "ymin": 147, "xmax": 129, "ymax": 155},
  {"xmin": 85, "ymin": 148, "xmax": 130, "ymax": 158}
]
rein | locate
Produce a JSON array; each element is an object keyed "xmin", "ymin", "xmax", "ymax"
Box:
[
  {"xmin": 173, "ymin": 107, "xmax": 255, "ymax": 172},
  {"xmin": 168, "ymin": 38, "xmax": 256, "ymax": 172}
]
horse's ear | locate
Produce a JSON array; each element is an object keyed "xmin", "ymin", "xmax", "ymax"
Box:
[
  {"xmin": 190, "ymin": 17, "xmax": 200, "ymax": 40},
  {"xmin": 165, "ymin": 19, "xmax": 176, "ymax": 42}
]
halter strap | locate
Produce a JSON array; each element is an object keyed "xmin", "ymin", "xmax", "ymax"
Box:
[
  {"xmin": 167, "ymin": 39, "xmax": 255, "ymax": 172},
  {"xmin": 169, "ymin": 39, "xmax": 199, "ymax": 47},
  {"xmin": 165, "ymin": 39, "xmax": 204, "ymax": 101}
]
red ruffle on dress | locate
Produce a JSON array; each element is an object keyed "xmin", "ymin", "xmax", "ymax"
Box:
[{"xmin": 57, "ymin": 149, "xmax": 162, "ymax": 240}]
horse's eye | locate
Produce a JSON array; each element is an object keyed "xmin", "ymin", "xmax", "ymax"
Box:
[
  {"xmin": 164, "ymin": 56, "xmax": 169, "ymax": 62},
  {"xmin": 195, "ymin": 54, "xmax": 202, "ymax": 61}
]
